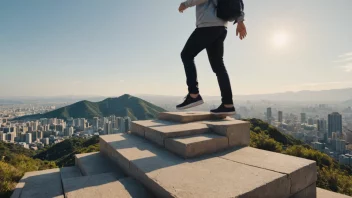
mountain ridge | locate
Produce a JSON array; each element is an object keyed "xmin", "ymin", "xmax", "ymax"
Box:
[{"xmin": 15, "ymin": 94, "xmax": 166, "ymax": 121}]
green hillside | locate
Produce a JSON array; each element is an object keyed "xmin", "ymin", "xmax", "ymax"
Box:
[
  {"xmin": 0, "ymin": 142, "xmax": 57, "ymax": 198},
  {"xmin": 16, "ymin": 94, "xmax": 166, "ymax": 121},
  {"xmin": 34, "ymin": 136, "xmax": 100, "ymax": 167}
]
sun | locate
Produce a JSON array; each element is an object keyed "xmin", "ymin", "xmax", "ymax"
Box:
[{"xmin": 272, "ymin": 31, "xmax": 289, "ymax": 48}]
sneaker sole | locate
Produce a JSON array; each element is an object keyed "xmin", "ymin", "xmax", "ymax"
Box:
[
  {"xmin": 176, "ymin": 100, "xmax": 204, "ymax": 110},
  {"xmin": 210, "ymin": 111, "xmax": 236, "ymax": 116}
]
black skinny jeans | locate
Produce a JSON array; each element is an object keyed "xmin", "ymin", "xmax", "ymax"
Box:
[{"xmin": 181, "ymin": 26, "xmax": 233, "ymax": 105}]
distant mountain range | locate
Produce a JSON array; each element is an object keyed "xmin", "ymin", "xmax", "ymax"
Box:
[
  {"xmin": 138, "ymin": 87, "xmax": 352, "ymax": 103},
  {"xmin": 343, "ymin": 99, "xmax": 352, "ymax": 106},
  {"xmin": 0, "ymin": 99, "xmax": 23, "ymax": 105},
  {"xmin": 15, "ymin": 94, "xmax": 166, "ymax": 121},
  {"xmin": 233, "ymin": 88, "xmax": 352, "ymax": 102}
]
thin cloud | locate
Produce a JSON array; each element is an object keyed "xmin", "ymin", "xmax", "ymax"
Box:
[
  {"xmin": 341, "ymin": 63, "xmax": 352, "ymax": 72},
  {"xmin": 335, "ymin": 52, "xmax": 352, "ymax": 72},
  {"xmin": 333, "ymin": 57, "xmax": 352, "ymax": 63},
  {"xmin": 338, "ymin": 52, "xmax": 352, "ymax": 58}
]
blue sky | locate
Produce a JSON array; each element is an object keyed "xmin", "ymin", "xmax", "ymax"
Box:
[{"xmin": 1, "ymin": 0, "xmax": 352, "ymax": 97}]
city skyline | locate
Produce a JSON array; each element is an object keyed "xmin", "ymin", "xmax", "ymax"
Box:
[{"xmin": 1, "ymin": 1, "xmax": 352, "ymax": 97}]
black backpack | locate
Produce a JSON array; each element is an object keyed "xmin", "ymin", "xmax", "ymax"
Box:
[{"xmin": 215, "ymin": 0, "xmax": 244, "ymax": 22}]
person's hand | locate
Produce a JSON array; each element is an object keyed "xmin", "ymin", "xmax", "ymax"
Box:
[
  {"xmin": 179, "ymin": 3, "xmax": 187, "ymax": 13},
  {"xmin": 236, "ymin": 21, "xmax": 247, "ymax": 40}
]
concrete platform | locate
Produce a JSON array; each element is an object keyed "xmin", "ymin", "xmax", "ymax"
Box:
[
  {"xmin": 12, "ymin": 168, "xmax": 64, "ymax": 198},
  {"xmin": 218, "ymin": 147, "xmax": 317, "ymax": 195},
  {"xmin": 144, "ymin": 122, "xmax": 210, "ymax": 146},
  {"xmin": 158, "ymin": 111, "xmax": 226, "ymax": 123},
  {"xmin": 62, "ymin": 173, "xmax": 153, "ymax": 198},
  {"xmin": 165, "ymin": 133, "xmax": 228, "ymax": 158},
  {"xmin": 100, "ymin": 134, "xmax": 292, "ymax": 198},
  {"xmin": 317, "ymin": 188, "xmax": 351, "ymax": 198},
  {"xmin": 204, "ymin": 119, "xmax": 250, "ymax": 147},
  {"xmin": 75, "ymin": 152, "xmax": 125, "ymax": 179}
]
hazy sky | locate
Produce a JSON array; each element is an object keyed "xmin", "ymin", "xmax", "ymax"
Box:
[{"xmin": 1, "ymin": 0, "xmax": 352, "ymax": 97}]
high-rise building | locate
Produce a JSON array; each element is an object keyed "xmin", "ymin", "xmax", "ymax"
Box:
[
  {"xmin": 278, "ymin": 111, "xmax": 283, "ymax": 123},
  {"xmin": 41, "ymin": 138, "xmax": 49, "ymax": 145},
  {"xmin": 301, "ymin": 113, "xmax": 307, "ymax": 124},
  {"xmin": 22, "ymin": 126, "xmax": 28, "ymax": 133},
  {"xmin": 266, "ymin": 108, "xmax": 272, "ymax": 123},
  {"xmin": 336, "ymin": 139, "xmax": 346, "ymax": 153},
  {"xmin": 31, "ymin": 131, "xmax": 37, "ymax": 141},
  {"xmin": 80, "ymin": 118, "xmax": 86, "ymax": 130},
  {"xmin": 328, "ymin": 112, "xmax": 342, "ymax": 138},
  {"xmin": 40, "ymin": 118, "xmax": 48, "ymax": 125},
  {"xmin": 118, "ymin": 118, "xmax": 126, "ymax": 133},
  {"xmin": 0, "ymin": 131, "xmax": 5, "ymax": 141},
  {"xmin": 308, "ymin": 118, "xmax": 314, "ymax": 125},
  {"xmin": 7, "ymin": 132, "xmax": 15, "ymax": 142},
  {"xmin": 69, "ymin": 127, "xmax": 74, "ymax": 136},
  {"xmin": 124, "ymin": 117, "xmax": 131, "ymax": 132},
  {"xmin": 93, "ymin": 117, "xmax": 99, "ymax": 130},
  {"xmin": 37, "ymin": 131, "xmax": 43, "ymax": 139},
  {"xmin": 318, "ymin": 119, "xmax": 327, "ymax": 133},
  {"xmin": 26, "ymin": 133, "xmax": 32, "ymax": 144},
  {"xmin": 104, "ymin": 121, "xmax": 112, "ymax": 135}
]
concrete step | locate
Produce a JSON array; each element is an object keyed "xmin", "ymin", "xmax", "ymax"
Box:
[
  {"xmin": 100, "ymin": 133, "xmax": 295, "ymax": 198},
  {"xmin": 158, "ymin": 111, "xmax": 227, "ymax": 123},
  {"xmin": 132, "ymin": 120, "xmax": 210, "ymax": 146},
  {"xmin": 165, "ymin": 133, "xmax": 229, "ymax": 158},
  {"xmin": 290, "ymin": 183, "xmax": 316, "ymax": 198},
  {"xmin": 75, "ymin": 152, "xmax": 125, "ymax": 179},
  {"xmin": 317, "ymin": 188, "xmax": 351, "ymax": 198},
  {"xmin": 217, "ymin": 146, "xmax": 317, "ymax": 196},
  {"xmin": 60, "ymin": 166, "xmax": 82, "ymax": 179},
  {"xmin": 203, "ymin": 119, "xmax": 250, "ymax": 147},
  {"xmin": 11, "ymin": 168, "xmax": 64, "ymax": 198},
  {"xmin": 62, "ymin": 173, "xmax": 153, "ymax": 198}
]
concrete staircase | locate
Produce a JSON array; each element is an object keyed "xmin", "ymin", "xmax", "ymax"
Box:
[
  {"xmin": 11, "ymin": 150, "xmax": 153, "ymax": 198},
  {"xmin": 12, "ymin": 112, "xmax": 352, "ymax": 198}
]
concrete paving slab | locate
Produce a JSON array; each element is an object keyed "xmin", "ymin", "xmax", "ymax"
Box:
[
  {"xmin": 63, "ymin": 173, "xmax": 153, "ymax": 198},
  {"xmin": 204, "ymin": 119, "xmax": 250, "ymax": 147},
  {"xmin": 100, "ymin": 134, "xmax": 291, "ymax": 198},
  {"xmin": 145, "ymin": 123, "xmax": 210, "ymax": 146},
  {"xmin": 16, "ymin": 168, "xmax": 64, "ymax": 198},
  {"xmin": 75, "ymin": 152, "xmax": 125, "ymax": 179},
  {"xmin": 219, "ymin": 147, "xmax": 317, "ymax": 195},
  {"xmin": 317, "ymin": 188, "xmax": 351, "ymax": 198},
  {"xmin": 159, "ymin": 111, "xmax": 227, "ymax": 123},
  {"xmin": 60, "ymin": 166, "xmax": 82, "ymax": 179},
  {"xmin": 165, "ymin": 133, "xmax": 228, "ymax": 158}
]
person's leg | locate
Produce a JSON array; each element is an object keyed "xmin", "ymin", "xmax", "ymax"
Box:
[
  {"xmin": 181, "ymin": 28, "xmax": 213, "ymax": 95},
  {"xmin": 206, "ymin": 27, "xmax": 234, "ymax": 106},
  {"xmin": 177, "ymin": 27, "xmax": 221, "ymax": 110}
]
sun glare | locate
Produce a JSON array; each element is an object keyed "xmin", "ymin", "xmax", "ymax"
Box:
[{"xmin": 272, "ymin": 31, "xmax": 289, "ymax": 48}]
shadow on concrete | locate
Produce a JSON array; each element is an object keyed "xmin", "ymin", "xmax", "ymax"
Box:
[
  {"xmin": 14, "ymin": 170, "xmax": 63, "ymax": 198},
  {"xmin": 77, "ymin": 152, "xmax": 126, "ymax": 178},
  {"xmin": 62, "ymin": 173, "xmax": 154, "ymax": 197},
  {"xmin": 105, "ymin": 133, "xmax": 186, "ymax": 173}
]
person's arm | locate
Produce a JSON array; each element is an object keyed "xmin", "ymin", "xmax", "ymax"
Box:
[
  {"xmin": 179, "ymin": 0, "xmax": 208, "ymax": 12},
  {"xmin": 236, "ymin": 12, "xmax": 247, "ymax": 40},
  {"xmin": 183, "ymin": 0, "xmax": 208, "ymax": 7},
  {"xmin": 234, "ymin": 11, "xmax": 245, "ymax": 24}
]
